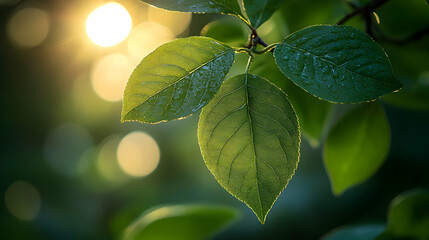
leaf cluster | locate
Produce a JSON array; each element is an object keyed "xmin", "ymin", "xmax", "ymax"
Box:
[{"xmin": 122, "ymin": 0, "xmax": 405, "ymax": 223}]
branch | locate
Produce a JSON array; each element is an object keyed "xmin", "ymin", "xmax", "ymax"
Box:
[
  {"xmin": 375, "ymin": 26, "xmax": 429, "ymax": 45},
  {"xmin": 337, "ymin": 0, "xmax": 390, "ymax": 25},
  {"xmin": 245, "ymin": 26, "xmax": 268, "ymax": 48}
]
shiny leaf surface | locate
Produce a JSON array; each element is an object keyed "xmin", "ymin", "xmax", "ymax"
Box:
[
  {"xmin": 122, "ymin": 37, "xmax": 235, "ymax": 123},
  {"xmin": 274, "ymin": 25, "xmax": 402, "ymax": 103}
]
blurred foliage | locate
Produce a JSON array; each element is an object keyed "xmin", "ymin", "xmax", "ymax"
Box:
[
  {"xmin": 0, "ymin": 0, "xmax": 428, "ymax": 239},
  {"xmin": 385, "ymin": 190, "xmax": 429, "ymax": 240},
  {"xmin": 124, "ymin": 205, "xmax": 238, "ymax": 240},
  {"xmin": 323, "ymin": 224, "xmax": 385, "ymax": 240}
]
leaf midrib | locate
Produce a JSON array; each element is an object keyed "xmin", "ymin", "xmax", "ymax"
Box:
[
  {"xmin": 123, "ymin": 49, "xmax": 233, "ymax": 119},
  {"xmin": 244, "ymin": 74, "xmax": 264, "ymax": 219},
  {"xmin": 280, "ymin": 42, "xmax": 396, "ymax": 86}
]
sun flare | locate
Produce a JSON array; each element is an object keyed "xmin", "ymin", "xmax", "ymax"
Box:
[{"xmin": 85, "ymin": 2, "xmax": 132, "ymax": 47}]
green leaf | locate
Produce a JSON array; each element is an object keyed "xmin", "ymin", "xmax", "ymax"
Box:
[
  {"xmin": 140, "ymin": 0, "xmax": 244, "ymax": 19},
  {"xmin": 242, "ymin": 0, "xmax": 285, "ymax": 28},
  {"xmin": 386, "ymin": 190, "xmax": 429, "ymax": 239},
  {"xmin": 201, "ymin": 18, "xmax": 248, "ymax": 47},
  {"xmin": 198, "ymin": 74, "xmax": 300, "ymax": 223},
  {"xmin": 323, "ymin": 224, "xmax": 386, "ymax": 240},
  {"xmin": 122, "ymin": 36, "xmax": 235, "ymax": 124},
  {"xmin": 274, "ymin": 25, "xmax": 402, "ymax": 103},
  {"xmin": 123, "ymin": 204, "xmax": 239, "ymax": 240},
  {"xmin": 323, "ymin": 102, "xmax": 390, "ymax": 195}
]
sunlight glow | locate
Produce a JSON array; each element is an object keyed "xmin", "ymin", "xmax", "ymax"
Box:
[
  {"xmin": 148, "ymin": 6, "xmax": 192, "ymax": 35},
  {"xmin": 86, "ymin": 2, "xmax": 132, "ymax": 47},
  {"xmin": 117, "ymin": 131, "xmax": 160, "ymax": 177},
  {"xmin": 91, "ymin": 53, "xmax": 133, "ymax": 102},
  {"xmin": 127, "ymin": 22, "xmax": 175, "ymax": 64}
]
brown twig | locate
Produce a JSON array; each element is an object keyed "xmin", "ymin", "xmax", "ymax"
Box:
[
  {"xmin": 337, "ymin": 0, "xmax": 390, "ymax": 25},
  {"xmin": 375, "ymin": 25, "xmax": 429, "ymax": 45}
]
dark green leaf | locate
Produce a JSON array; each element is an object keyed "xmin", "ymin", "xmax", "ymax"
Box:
[
  {"xmin": 274, "ymin": 25, "xmax": 402, "ymax": 103},
  {"xmin": 323, "ymin": 224, "xmax": 386, "ymax": 240},
  {"xmin": 242, "ymin": 0, "xmax": 285, "ymax": 28},
  {"xmin": 198, "ymin": 74, "xmax": 300, "ymax": 223},
  {"xmin": 123, "ymin": 204, "xmax": 239, "ymax": 240},
  {"xmin": 386, "ymin": 190, "xmax": 429, "ymax": 239},
  {"xmin": 324, "ymin": 102, "xmax": 390, "ymax": 195},
  {"xmin": 201, "ymin": 18, "xmax": 248, "ymax": 46},
  {"xmin": 140, "ymin": 0, "xmax": 244, "ymax": 19},
  {"xmin": 122, "ymin": 37, "xmax": 235, "ymax": 123}
]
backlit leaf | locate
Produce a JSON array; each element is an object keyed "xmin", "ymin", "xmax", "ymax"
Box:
[
  {"xmin": 140, "ymin": 0, "xmax": 244, "ymax": 19},
  {"xmin": 324, "ymin": 102, "xmax": 390, "ymax": 195},
  {"xmin": 122, "ymin": 37, "xmax": 235, "ymax": 123},
  {"xmin": 198, "ymin": 74, "xmax": 300, "ymax": 223},
  {"xmin": 123, "ymin": 204, "xmax": 239, "ymax": 240},
  {"xmin": 274, "ymin": 25, "xmax": 402, "ymax": 103}
]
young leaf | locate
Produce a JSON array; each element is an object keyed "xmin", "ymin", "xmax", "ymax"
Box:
[
  {"xmin": 123, "ymin": 205, "xmax": 239, "ymax": 240},
  {"xmin": 274, "ymin": 25, "xmax": 402, "ymax": 103},
  {"xmin": 323, "ymin": 224, "xmax": 386, "ymax": 240},
  {"xmin": 242, "ymin": 0, "xmax": 285, "ymax": 28},
  {"xmin": 122, "ymin": 37, "xmax": 235, "ymax": 124},
  {"xmin": 140, "ymin": 0, "xmax": 244, "ymax": 19},
  {"xmin": 324, "ymin": 102, "xmax": 390, "ymax": 195},
  {"xmin": 198, "ymin": 74, "xmax": 300, "ymax": 223},
  {"xmin": 386, "ymin": 190, "xmax": 429, "ymax": 239}
]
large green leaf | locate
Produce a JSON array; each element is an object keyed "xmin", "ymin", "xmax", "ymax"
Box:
[
  {"xmin": 122, "ymin": 37, "xmax": 235, "ymax": 123},
  {"xmin": 274, "ymin": 25, "xmax": 402, "ymax": 103},
  {"xmin": 198, "ymin": 74, "xmax": 300, "ymax": 223},
  {"xmin": 123, "ymin": 205, "xmax": 239, "ymax": 240},
  {"xmin": 323, "ymin": 224, "xmax": 386, "ymax": 240},
  {"xmin": 323, "ymin": 102, "xmax": 390, "ymax": 195},
  {"xmin": 242, "ymin": 0, "xmax": 285, "ymax": 28},
  {"xmin": 386, "ymin": 190, "xmax": 429, "ymax": 239},
  {"xmin": 140, "ymin": 0, "xmax": 244, "ymax": 19}
]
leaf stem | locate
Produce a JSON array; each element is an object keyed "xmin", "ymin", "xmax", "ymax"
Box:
[
  {"xmin": 252, "ymin": 43, "xmax": 278, "ymax": 54},
  {"xmin": 246, "ymin": 53, "xmax": 255, "ymax": 74}
]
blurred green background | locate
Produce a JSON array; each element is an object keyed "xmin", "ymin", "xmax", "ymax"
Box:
[{"xmin": 1, "ymin": 0, "xmax": 428, "ymax": 239}]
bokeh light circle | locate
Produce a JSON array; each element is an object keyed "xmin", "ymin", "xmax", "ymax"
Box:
[
  {"xmin": 117, "ymin": 131, "xmax": 160, "ymax": 177},
  {"xmin": 5, "ymin": 181, "xmax": 41, "ymax": 221},
  {"xmin": 44, "ymin": 123, "xmax": 93, "ymax": 176},
  {"xmin": 147, "ymin": 6, "xmax": 192, "ymax": 35},
  {"xmin": 7, "ymin": 7, "xmax": 50, "ymax": 47},
  {"xmin": 86, "ymin": 2, "xmax": 132, "ymax": 47},
  {"xmin": 91, "ymin": 53, "xmax": 133, "ymax": 102},
  {"xmin": 127, "ymin": 21, "xmax": 175, "ymax": 64}
]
